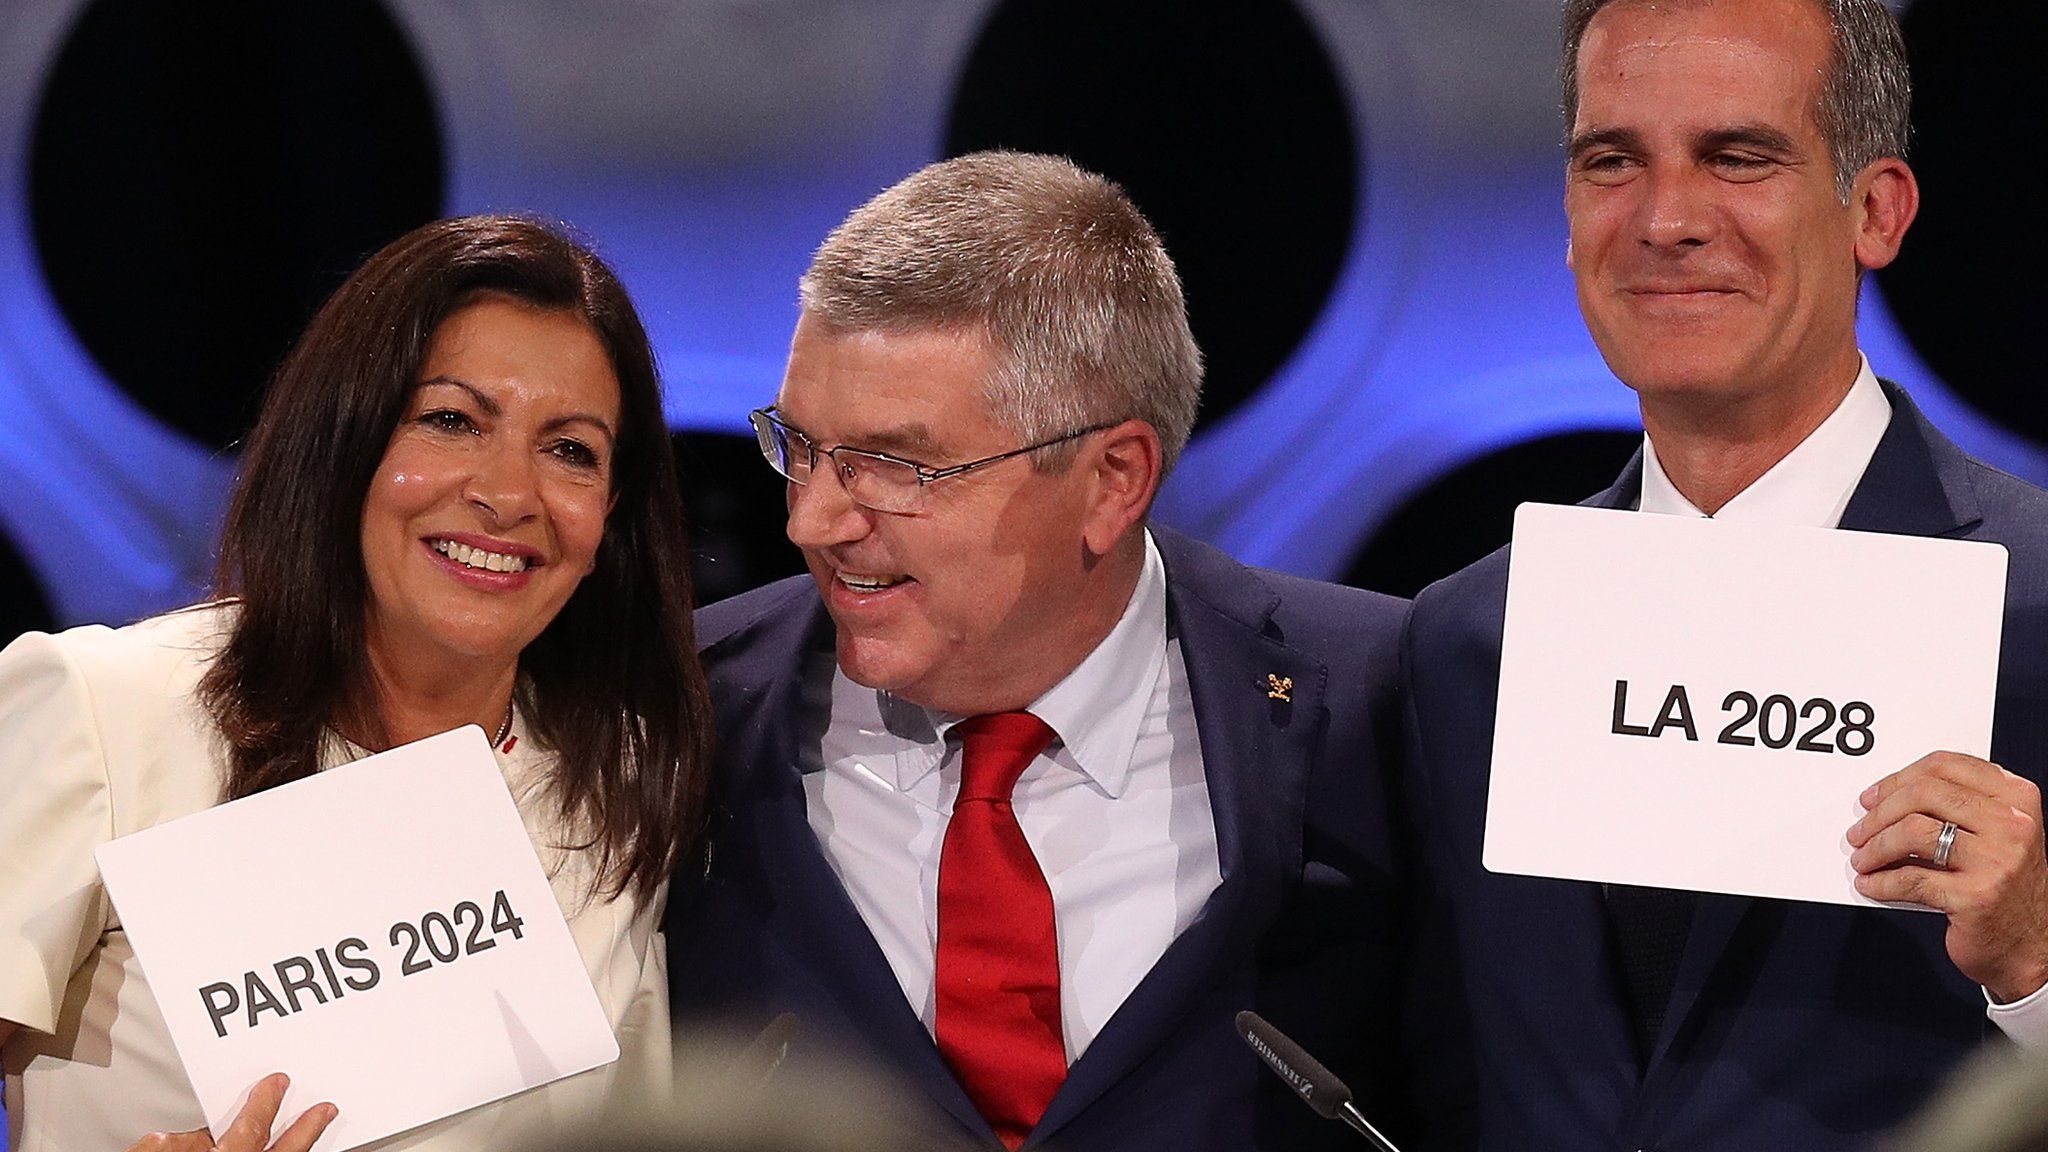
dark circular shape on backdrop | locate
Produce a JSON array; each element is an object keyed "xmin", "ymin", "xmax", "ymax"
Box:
[
  {"xmin": 30, "ymin": 0, "xmax": 444, "ymax": 451},
  {"xmin": 1876, "ymin": 4, "xmax": 2046, "ymax": 443},
  {"xmin": 0, "ymin": 529, "xmax": 58, "ymax": 651},
  {"xmin": 1342, "ymin": 430, "xmax": 1641, "ymax": 599},
  {"xmin": 945, "ymin": 0, "xmax": 1358, "ymax": 432},
  {"xmin": 672, "ymin": 432, "xmax": 809, "ymax": 607}
]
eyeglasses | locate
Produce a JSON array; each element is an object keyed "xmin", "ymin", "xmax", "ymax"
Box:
[{"xmin": 749, "ymin": 407, "xmax": 1113, "ymax": 514}]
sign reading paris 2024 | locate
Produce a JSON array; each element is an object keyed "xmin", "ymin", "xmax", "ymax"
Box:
[
  {"xmin": 1484, "ymin": 503, "xmax": 2008, "ymax": 908},
  {"xmin": 95, "ymin": 726, "xmax": 619, "ymax": 1152}
]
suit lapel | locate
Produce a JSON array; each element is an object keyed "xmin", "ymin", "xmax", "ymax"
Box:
[
  {"xmin": 710, "ymin": 598, "xmax": 995, "ymax": 1141},
  {"xmin": 1591, "ymin": 448, "xmax": 1646, "ymax": 512},
  {"xmin": 1028, "ymin": 528, "xmax": 1323, "ymax": 1146},
  {"xmin": 1835, "ymin": 383, "xmax": 1981, "ymax": 539},
  {"xmin": 1648, "ymin": 382, "xmax": 1979, "ymax": 1071}
]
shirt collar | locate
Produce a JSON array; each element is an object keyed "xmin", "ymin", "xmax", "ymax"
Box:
[
  {"xmin": 1639, "ymin": 355, "xmax": 1891, "ymax": 528},
  {"xmin": 861, "ymin": 529, "xmax": 1169, "ymax": 799}
]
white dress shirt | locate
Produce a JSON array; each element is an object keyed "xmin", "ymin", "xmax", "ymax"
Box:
[
  {"xmin": 798, "ymin": 530, "xmax": 1221, "ymax": 1063},
  {"xmin": 1637, "ymin": 355, "xmax": 2048, "ymax": 1048}
]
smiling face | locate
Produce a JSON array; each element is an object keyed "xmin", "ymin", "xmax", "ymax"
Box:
[
  {"xmin": 1565, "ymin": 0, "xmax": 1894, "ymax": 414},
  {"xmin": 358, "ymin": 295, "xmax": 621, "ymax": 684},
  {"xmin": 775, "ymin": 313, "xmax": 1134, "ymax": 715}
]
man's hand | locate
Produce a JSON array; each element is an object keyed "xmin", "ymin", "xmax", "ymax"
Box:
[
  {"xmin": 127, "ymin": 1073, "xmax": 335, "ymax": 1152},
  {"xmin": 1848, "ymin": 751, "xmax": 2048, "ymax": 1002}
]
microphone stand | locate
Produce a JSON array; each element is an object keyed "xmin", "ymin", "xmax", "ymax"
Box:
[{"xmin": 1337, "ymin": 1100, "xmax": 1403, "ymax": 1152}]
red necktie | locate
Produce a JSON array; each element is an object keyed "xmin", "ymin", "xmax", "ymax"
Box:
[{"xmin": 935, "ymin": 711, "xmax": 1065, "ymax": 1150}]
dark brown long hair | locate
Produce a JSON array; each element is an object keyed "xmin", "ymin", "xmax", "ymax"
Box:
[{"xmin": 200, "ymin": 214, "xmax": 713, "ymax": 902}]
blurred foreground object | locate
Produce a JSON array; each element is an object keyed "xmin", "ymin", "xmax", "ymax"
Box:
[
  {"xmin": 531, "ymin": 1028, "xmax": 986, "ymax": 1152},
  {"xmin": 1890, "ymin": 1049, "xmax": 2048, "ymax": 1152}
]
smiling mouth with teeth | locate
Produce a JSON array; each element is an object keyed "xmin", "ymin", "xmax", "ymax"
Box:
[
  {"xmin": 838, "ymin": 572, "xmax": 909, "ymax": 593},
  {"xmin": 433, "ymin": 539, "xmax": 533, "ymax": 574}
]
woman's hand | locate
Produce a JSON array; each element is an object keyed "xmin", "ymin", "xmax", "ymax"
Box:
[{"xmin": 128, "ymin": 1073, "xmax": 336, "ymax": 1152}]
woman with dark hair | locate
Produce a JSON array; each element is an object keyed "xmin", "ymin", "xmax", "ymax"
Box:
[{"xmin": 0, "ymin": 214, "xmax": 714, "ymax": 1149}]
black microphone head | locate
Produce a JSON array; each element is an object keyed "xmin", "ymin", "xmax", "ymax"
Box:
[{"xmin": 1236, "ymin": 1010, "xmax": 1354, "ymax": 1120}]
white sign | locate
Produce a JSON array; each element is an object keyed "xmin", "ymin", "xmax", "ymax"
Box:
[
  {"xmin": 1484, "ymin": 502, "xmax": 2008, "ymax": 907},
  {"xmin": 95, "ymin": 726, "xmax": 619, "ymax": 1150}
]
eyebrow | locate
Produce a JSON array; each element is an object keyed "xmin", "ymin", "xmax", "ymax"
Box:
[
  {"xmin": 1568, "ymin": 123, "xmax": 1801, "ymax": 161},
  {"xmin": 1693, "ymin": 124, "xmax": 1799, "ymax": 156},
  {"xmin": 856, "ymin": 423, "xmax": 944, "ymax": 457},
  {"xmin": 417, "ymin": 376, "xmax": 499, "ymax": 417},
  {"xmin": 416, "ymin": 376, "xmax": 617, "ymax": 445},
  {"xmin": 781, "ymin": 411, "xmax": 944, "ymax": 458},
  {"xmin": 1568, "ymin": 126, "xmax": 1643, "ymax": 161}
]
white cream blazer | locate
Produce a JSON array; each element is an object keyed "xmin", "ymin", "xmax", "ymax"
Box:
[{"xmin": 0, "ymin": 605, "xmax": 670, "ymax": 1151}]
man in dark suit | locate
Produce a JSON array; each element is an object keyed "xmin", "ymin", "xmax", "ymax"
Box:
[
  {"xmin": 667, "ymin": 152, "xmax": 1428, "ymax": 1151},
  {"xmin": 1403, "ymin": 0, "xmax": 2048, "ymax": 1148}
]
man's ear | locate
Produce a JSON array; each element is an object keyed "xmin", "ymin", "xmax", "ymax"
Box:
[
  {"xmin": 1081, "ymin": 420, "xmax": 1163, "ymax": 557},
  {"xmin": 1852, "ymin": 157, "xmax": 1920, "ymax": 272}
]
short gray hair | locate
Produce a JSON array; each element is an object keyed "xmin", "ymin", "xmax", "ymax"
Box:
[
  {"xmin": 1560, "ymin": 0, "xmax": 1911, "ymax": 200},
  {"xmin": 798, "ymin": 151, "xmax": 1204, "ymax": 473}
]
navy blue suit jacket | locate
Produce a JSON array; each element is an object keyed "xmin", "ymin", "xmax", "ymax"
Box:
[
  {"xmin": 1402, "ymin": 384, "xmax": 2048, "ymax": 1150},
  {"xmin": 667, "ymin": 525, "xmax": 1432, "ymax": 1151}
]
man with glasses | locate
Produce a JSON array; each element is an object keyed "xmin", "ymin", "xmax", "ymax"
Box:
[{"xmin": 666, "ymin": 151, "xmax": 1438, "ymax": 1151}]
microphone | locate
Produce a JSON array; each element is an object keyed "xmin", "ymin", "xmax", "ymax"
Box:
[{"xmin": 1236, "ymin": 1010, "xmax": 1403, "ymax": 1152}]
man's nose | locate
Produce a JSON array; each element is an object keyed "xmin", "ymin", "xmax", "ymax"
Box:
[
  {"xmin": 785, "ymin": 455, "xmax": 872, "ymax": 551},
  {"xmin": 1636, "ymin": 165, "xmax": 1719, "ymax": 251}
]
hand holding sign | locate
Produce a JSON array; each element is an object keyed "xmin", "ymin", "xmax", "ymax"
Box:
[
  {"xmin": 127, "ymin": 1074, "xmax": 335, "ymax": 1152},
  {"xmin": 95, "ymin": 727, "xmax": 620, "ymax": 1151},
  {"xmin": 1485, "ymin": 503, "xmax": 2009, "ymax": 906},
  {"xmin": 1848, "ymin": 751, "xmax": 2048, "ymax": 1001}
]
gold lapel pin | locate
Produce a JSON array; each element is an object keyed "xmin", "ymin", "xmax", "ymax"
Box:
[{"xmin": 1266, "ymin": 674, "xmax": 1293, "ymax": 702}]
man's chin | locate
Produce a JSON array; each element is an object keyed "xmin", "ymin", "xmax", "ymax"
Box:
[
  {"xmin": 1611, "ymin": 355, "xmax": 1757, "ymax": 405},
  {"xmin": 1599, "ymin": 330, "xmax": 1764, "ymax": 394},
  {"xmin": 1624, "ymin": 376, "xmax": 1746, "ymax": 403},
  {"xmin": 833, "ymin": 632, "xmax": 925, "ymax": 696}
]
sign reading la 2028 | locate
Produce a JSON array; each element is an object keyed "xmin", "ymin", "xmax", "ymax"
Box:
[{"xmin": 1609, "ymin": 679, "xmax": 1875, "ymax": 756}]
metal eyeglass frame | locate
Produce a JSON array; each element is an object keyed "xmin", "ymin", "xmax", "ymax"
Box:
[{"xmin": 749, "ymin": 406, "xmax": 1115, "ymax": 512}]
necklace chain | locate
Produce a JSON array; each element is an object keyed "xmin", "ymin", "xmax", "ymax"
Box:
[{"xmin": 493, "ymin": 698, "xmax": 515, "ymax": 748}]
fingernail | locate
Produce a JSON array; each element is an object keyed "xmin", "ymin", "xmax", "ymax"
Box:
[{"xmin": 1860, "ymin": 786, "xmax": 1877, "ymax": 805}]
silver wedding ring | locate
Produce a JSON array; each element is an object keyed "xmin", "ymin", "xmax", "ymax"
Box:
[{"xmin": 1934, "ymin": 820, "xmax": 1959, "ymax": 870}]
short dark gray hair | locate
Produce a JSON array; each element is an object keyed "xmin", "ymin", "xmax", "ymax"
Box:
[
  {"xmin": 798, "ymin": 151, "xmax": 1204, "ymax": 473},
  {"xmin": 1561, "ymin": 0, "xmax": 1911, "ymax": 200}
]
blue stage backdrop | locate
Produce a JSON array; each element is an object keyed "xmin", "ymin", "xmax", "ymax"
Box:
[{"xmin": 0, "ymin": 0, "xmax": 2038, "ymax": 1140}]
